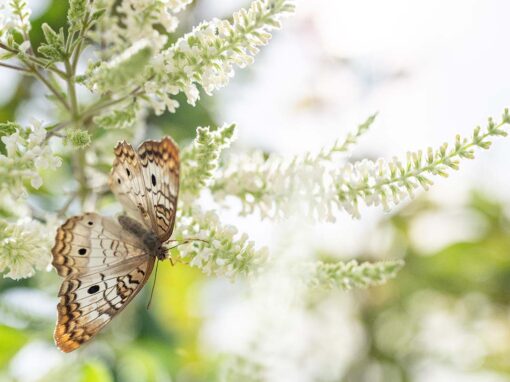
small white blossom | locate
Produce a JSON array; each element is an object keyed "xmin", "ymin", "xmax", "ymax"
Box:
[
  {"xmin": 210, "ymin": 111, "xmax": 510, "ymax": 220},
  {"xmin": 88, "ymin": 0, "xmax": 192, "ymax": 58},
  {"xmin": 167, "ymin": 0, "xmax": 193, "ymax": 13},
  {"xmin": 0, "ymin": 218, "xmax": 53, "ymax": 280},
  {"xmin": 0, "ymin": 0, "xmax": 31, "ymax": 40},
  {"xmin": 0, "ymin": 120, "xmax": 62, "ymax": 197},
  {"xmin": 144, "ymin": 0, "xmax": 295, "ymax": 113},
  {"xmin": 173, "ymin": 206, "xmax": 269, "ymax": 279},
  {"xmin": 180, "ymin": 123, "xmax": 237, "ymax": 204}
]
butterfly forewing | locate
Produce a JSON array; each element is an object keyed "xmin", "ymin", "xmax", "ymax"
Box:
[
  {"xmin": 109, "ymin": 142, "xmax": 154, "ymax": 232},
  {"xmin": 137, "ymin": 138, "xmax": 180, "ymax": 241},
  {"xmin": 52, "ymin": 212, "xmax": 155, "ymax": 352},
  {"xmin": 109, "ymin": 137, "xmax": 180, "ymax": 242}
]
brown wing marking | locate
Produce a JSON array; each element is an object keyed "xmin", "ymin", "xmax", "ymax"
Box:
[
  {"xmin": 137, "ymin": 137, "xmax": 180, "ymax": 242},
  {"xmin": 51, "ymin": 213, "xmax": 155, "ymax": 353}
]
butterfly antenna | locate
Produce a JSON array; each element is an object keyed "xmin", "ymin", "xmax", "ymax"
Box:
[
  {"xmin": 166, "ymin": 238, "xmax": 210, "ymax": 251},
  {"xmin": 147, "ymin": 259, "xmax": 160, "ymax": 310}
]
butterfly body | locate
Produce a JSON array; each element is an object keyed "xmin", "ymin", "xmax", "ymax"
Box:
[
  {"xmin": 117, "ymin": 215, "xmax": 166, "ymax": 260},
  {"xmin": 51, "ymin": 137, "xmax": 179, "ymax": 352}
]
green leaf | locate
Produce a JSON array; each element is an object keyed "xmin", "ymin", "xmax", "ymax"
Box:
[
  {"xmin": 90, "ymin": 9, "xmax": 106, "ymax": 23},
  {"xmin": 38, "ymin": 23, "xmax": 66, "ymax": 61},
  {"xmin": 68, "ymin": 0, "xmax": 88, "ymax": 32},
  {"xmin": 80, "ymin": 361, "xmax": 113, "ymax": 382},
  {"xmin": 89, "ymin": 42, "xmax": 153, "ymax": 93},
  {"xmin": 0, "ymin": 325, "xmax": 28, "ymax": 368},
  {"xmin": 93, "ymin": 101, "xmax": 139, "ymax": 130}
]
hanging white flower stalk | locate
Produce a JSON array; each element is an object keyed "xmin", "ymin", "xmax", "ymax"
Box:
[
  {"xmin": 335, "ymin": 110, "xmax": 510, "ymax": 218},
  {"xmin": 210, "ymin": 110, "xmax": 510, "ymax": 220},
  {"xmin": 172, "ymin": 206, "xmax": 269, "ymax": 279},
  {"xmin": 180, "ymin": 123, "xmax": 237, "ymax": 205},
  {"xmin": 304, "ymin": 260, "xmax": 405, "ymax": 290},
  {"xmin": 176, "ymin": 123, "xmax": 271, "ymax": 280},
  {"xmin": 210, "ymin": 114, "xmax": 377, "ymax": 220},
  {"xmin": 144, "ymin": 0, "xmax": 295, "ymax": 114}
]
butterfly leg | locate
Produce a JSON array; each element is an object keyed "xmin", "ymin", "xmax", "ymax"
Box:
[
  {"xmin": 165, "ymin": 238, "xmax": 209, "ymax": 248},
  {"xmin": 164, "ymin": 239, "xmax": 210, "ymax": 267}
]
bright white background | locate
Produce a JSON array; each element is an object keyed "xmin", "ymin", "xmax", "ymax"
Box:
[{"xmin": 200, "ymin": 0, "xmax": 510, "ymax": 258}]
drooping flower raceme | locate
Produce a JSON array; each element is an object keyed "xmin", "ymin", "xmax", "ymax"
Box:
[
  {"xmin": 210, "ymin": 115, "xmax": 377, "ymax": 221},
  {"xmin": 210, "ymin": 110, "xmax": 510, "ymax": 220},
  {"xmin": 304, "ymin": 260, "xmax": 405, "ymax": 290},
  {"xmin": 83, "ymin": 0, "xmax": 295, "ymax": 116},
  {"xmin": 180, "ymin": 123, "xmax": 237, "ymax": 206},
  {"xmin": 0, "ymin": 218, "xmax": 53, "ymax": 280},
  {"xmin": 144, "ymin": 0, "xmax": 295, "ymax": 114},
  {"xmin": 0, "ymin": 121, "xmax": 62, "ymax": 197},
  {"xmin": 172, "ymin": 206, "xmax": 269, "ymax": 279},
  {"xmin": 333, "ymin": 111, "xmax": 510, "ymax": 218},
  {"xmin": 88, "ymin": 0, "xmax": 193, "ymax": 57}
]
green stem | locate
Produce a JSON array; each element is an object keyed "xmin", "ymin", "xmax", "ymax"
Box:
[
  {"xmin": 71, "ymin": 13, "xmax": 91, "ymax": 74},
  {"xmin": 85, "ymin": 88, "xmax": 143, "ymax": 116},
  {"xmin": 64, "ymin": 58, "xmax": 79, "ymax": 118},
  {"xmin": 74, "ymin": 149, "xmax": 89, "ymax": 207},
  {"xmin": 0, "ymin": 62, "xmax": 29, "ymax": 72},
  {"xmin": 0, "ymin": 42, "xmax": 68, "ymax": 79},
  {"xmin": 30, "ymin": 67, "xmax": 70, "ymax": 111},
  {"xmin": 63, "ymin": 41, "xmax": 87, "ymax": 205}
]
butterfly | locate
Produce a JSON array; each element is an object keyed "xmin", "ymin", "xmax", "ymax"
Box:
[{"xmin": 51, "ymin": 137, "xmax": 179, "ymax": 352}]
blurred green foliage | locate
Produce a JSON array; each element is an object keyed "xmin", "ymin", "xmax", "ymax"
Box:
[{"xmin": 343, "ymin": 192, "xmax": 510, "ymax": 381}]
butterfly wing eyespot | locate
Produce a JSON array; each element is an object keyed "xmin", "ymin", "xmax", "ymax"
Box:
[
  {"xmin": 137, "ymin": 137, "xmax": 180, "ymax": 242},
  {"xmin": 51, "ymin": 213, "xmax": 155, "ymax": 352},
  {"xmin": 109, "ymin": 141, "xmax": 153, "ymax": 230},
  {"xmin": 110, "ymin": 137, "xmax": 180, "ymax": 243}
]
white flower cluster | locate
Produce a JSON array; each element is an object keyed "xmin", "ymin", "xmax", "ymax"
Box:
[
  {"xmin": 335, "ymin": 112, "xmax": 510, "ymax": 217},
  {"xmin": 180, "ymin": 123, "xmax": 237, "ymax": 206},
  {"xmin": 304, "ymin": 260, "xmax": 405, "ymax": 290},
  {"xmin": 334, "ymin": 158, "xmax": 416, "ymax": 218},
  {"xmin": 0, "ymin": 120, "xmax": 62, "ymax": 197},
  {"xmin": 172, "ymin": 206, "xmax": 269, "ymax": 279},
  {"xmin": 89, "ymin": 0, "xmax": 192, "ymax": 57},
  {"xmin": 144, "ymin": 0, "xmax": 295, "ymax": 114},
  {"xmin": 210, "ymin": 115, "xmax": 375, "ymax": 221},
  {"xmin": 85, "ymin": 39, "xmax": 153, "ymax": 94},
  {"xmin": 0, "ymin": 218, "xmax": 52, "ymax": 280},
  {"xmin": 212, "ymin": 150, "xmax": 339, "ymax": 221},
  {"xmin": 0, "ymin": 0, "xmax": 31, "ymax": 40},
  {"xmin": 211, "ymin": 111, "xmax": 510, "ymax": 220}
]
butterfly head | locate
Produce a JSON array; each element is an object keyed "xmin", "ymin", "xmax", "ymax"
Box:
[{"xmin": 156, "ymin": 246, "xmax": 168, "ymax": 261}]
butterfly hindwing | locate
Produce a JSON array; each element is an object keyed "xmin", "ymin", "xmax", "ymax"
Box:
[
  {"xmin": 51, "ymin": 213, "xmax": 155, "ymax": 352},
  {"xmin": 109, "ymin": 137, "xmax": 180, "ymax": 242}
]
